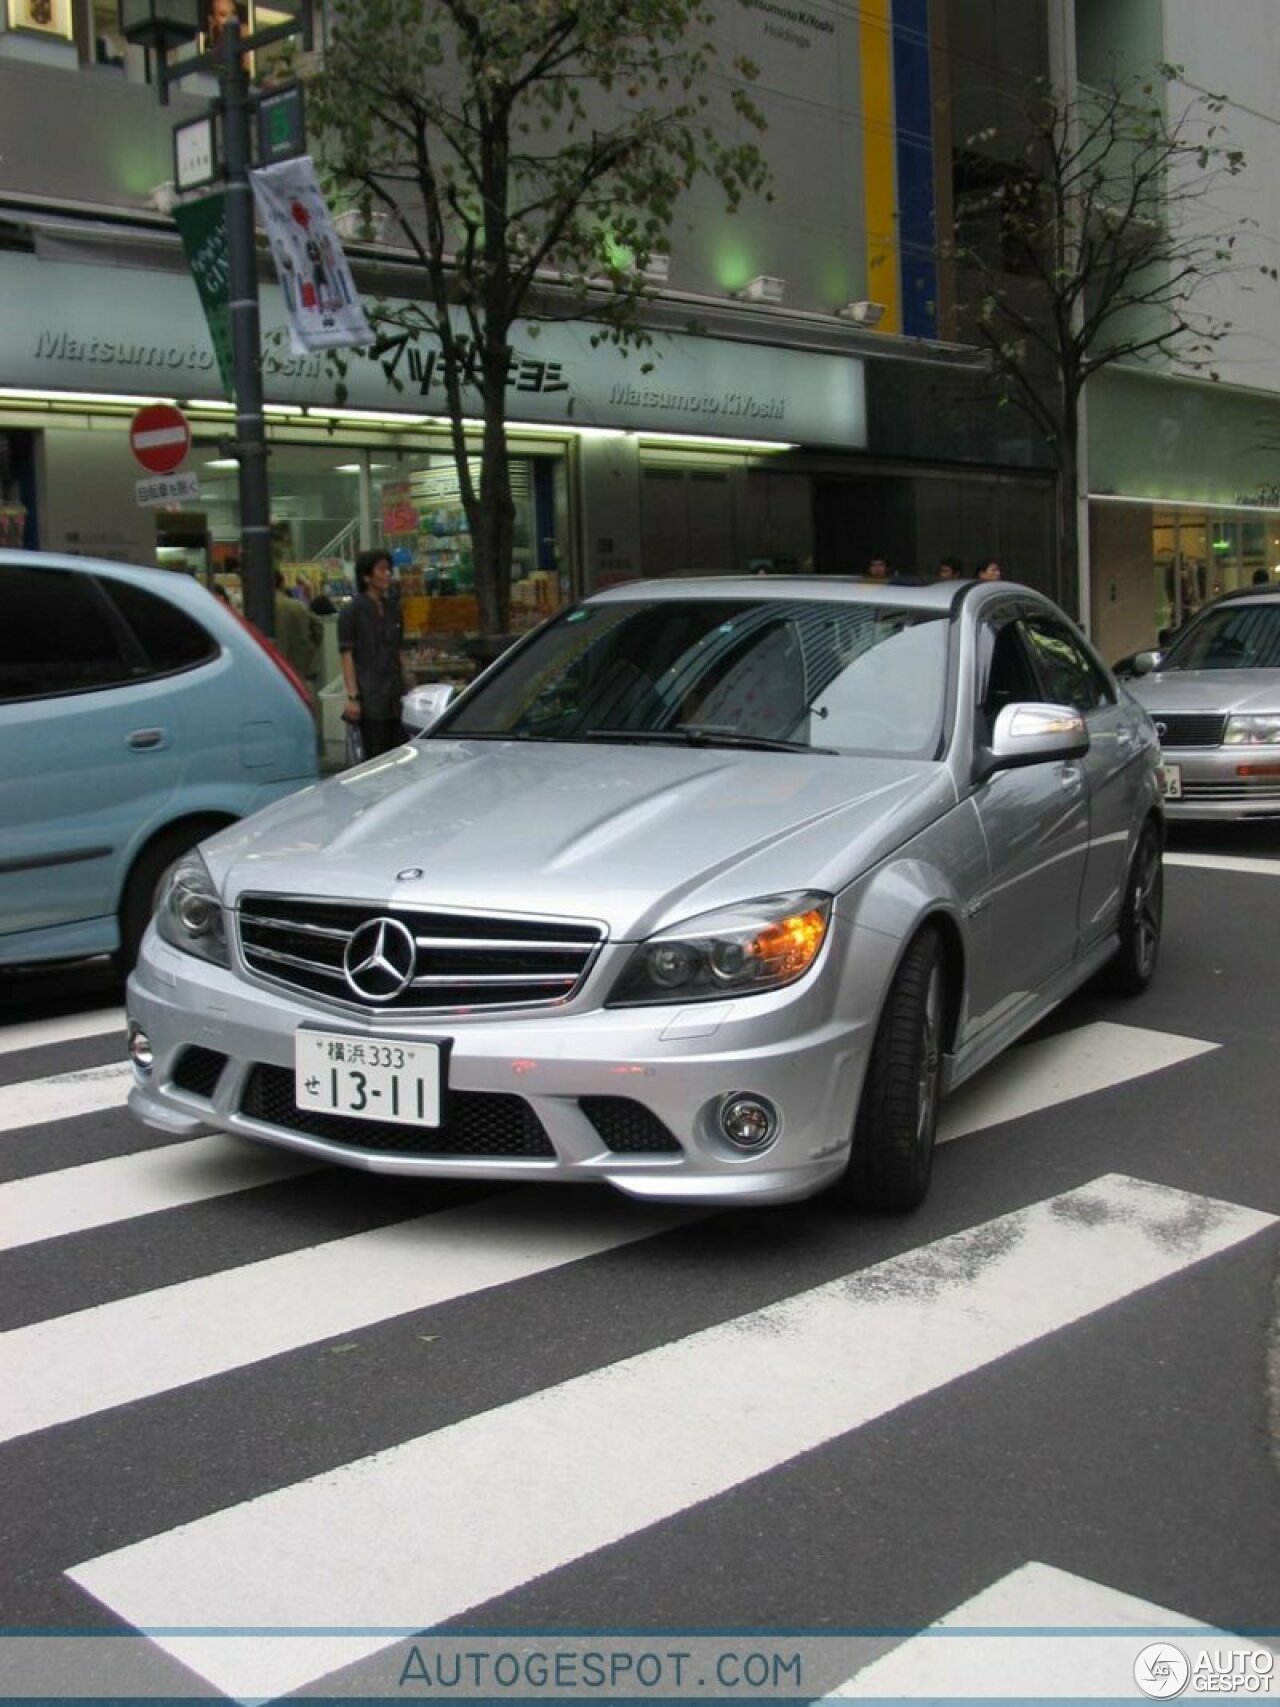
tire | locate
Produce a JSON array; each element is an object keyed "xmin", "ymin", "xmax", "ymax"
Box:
[
  {"xmin": 1105, "ymin": 822, "xmax": 1163, "ymax": 995},
  {"xmin": 113, "ymin": 823, "xmax": 215, "ymax": 976},
  {"xmin": 840, "ymin": 925, "xmax": 946, "ymax": 1213}
]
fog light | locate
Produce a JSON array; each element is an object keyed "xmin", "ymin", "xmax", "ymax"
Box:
[
  {"xmin": 128, "ymin": 1023, "xmax": 153, "ymax": 1074},
  {"xmin": 718, "ymin": 1093, "xmax": 779, "ymax": 1152}
]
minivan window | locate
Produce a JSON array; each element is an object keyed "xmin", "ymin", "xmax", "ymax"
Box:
[
  {"xmin": 98, "ymin": 576, "xmax": 218, "ymax": 675},
  {"xmin": 0, "ymin": 566, "xmax": 134, "ymax": 702}
]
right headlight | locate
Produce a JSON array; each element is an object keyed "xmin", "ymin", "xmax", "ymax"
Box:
[
  {"xmin": 607, "ymin": 892, "xmax": 832, "ymax": 1007},
  {"xmin": 154, "ymin": 851, "xmax": 229, "ymax": 966},
  {"xmin": 1224, "ymin": 713, "xmax": 1280, "ymax": 745}
]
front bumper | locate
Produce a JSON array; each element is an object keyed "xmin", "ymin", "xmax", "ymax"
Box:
[
  {"xmin": 1162, "ymin": 745, "xmax": 1280, "ymax": 820},
  {"xmin": 125, "ymin": 923, "xmax": 895, "ymax": 1206}
]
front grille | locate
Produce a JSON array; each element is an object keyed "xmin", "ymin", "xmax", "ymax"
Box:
[
  {"xmin": 240, "ymin": 1064, "xmax": 556, "ymax": 1157},
  {"xmin": 237, "ymin": 894, "xmax": 606, "ymax": 1014},
  {"xmin": 580, "ymin": 1097, "xmax": 682, "ymax": 1154},
  {"xmin": 1181, "ymin": 780, "xmax": 1280, "ymax": 802},
  {"xmin": 171, "ymin": 1046, "xmax": 227, "ymax": 1099},
  {"xmin": 1149, "ymin": 713, "xmax": 1227, "ymax": 748}
]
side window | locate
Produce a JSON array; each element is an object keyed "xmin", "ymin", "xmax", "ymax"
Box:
[
  {"xmin": 978, "ymin": 618, "xmax": 1042, "ymax": 738},
  {"xmin": 0, "ymin": 567, "xmax": 134, "ymax": 703},
  {"xmin": 97, "ymin": 577, "xmax": 218, "ymax": 676},
  {"xmin": 1022, "ymin": 615, "xmax": 1114, "ymax": 712}
]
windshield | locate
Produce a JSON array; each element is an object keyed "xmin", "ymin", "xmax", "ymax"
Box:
[
  {"xmin": 1163, "ymin": 602, "xmax": 1280, "ymax": 671},
  {"xmin": 436, "ymin": 598, "xmax": 950, "ymax": 758}
]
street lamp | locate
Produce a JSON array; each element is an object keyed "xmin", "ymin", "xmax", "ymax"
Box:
[{"xmin": 120, "ymin": 0, "xmax": 312, "ymax": 639}]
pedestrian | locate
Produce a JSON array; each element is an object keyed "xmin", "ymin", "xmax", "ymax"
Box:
[
  {"xmin": 273, "ymin": 572, "xmax": 322, "ymax": 695},
  {"xmin": 864, "ymin": 556, "xmax": 890, "ymax": 581},
  {"xmin": 976, "ymin": 558, "xmax": 1002, "ymax": 581},
  {"xmin": 338, "ymin": 548, "xmax": 412, "ymax": 759},
  {"xmin": 936, "ymin": 556, "xmax": 963, "ymax": 580}
]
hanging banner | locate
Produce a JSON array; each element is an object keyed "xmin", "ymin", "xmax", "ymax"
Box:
[
  {"xmin": 172, "ymin": 192, "xmax": 235, "ymax": 399},
  {"xmin": 250, "ymin": 155, "xmax": 374, "ymax": 354}
]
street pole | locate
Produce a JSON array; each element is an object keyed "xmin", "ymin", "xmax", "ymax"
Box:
[{"xmin": 220, "ymin": 14, "xmax": 274, "ymax": 640}]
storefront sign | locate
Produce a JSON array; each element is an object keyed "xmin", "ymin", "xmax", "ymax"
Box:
[{"xmin": 2, "ymin": 251, "xmax": 866, "ymax": 449}]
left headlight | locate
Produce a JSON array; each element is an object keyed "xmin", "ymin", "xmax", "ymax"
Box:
[
  {"xmin": 154, "ymin": 851, "xmax": 229, "ymax": 966},
  {"xmin": 608, "ymin": 892, "xmax": 832, "ymax": 1007},
  {"xmin": 1224, "ymin": 713, "xmax": 1280, "ymax": 745}
]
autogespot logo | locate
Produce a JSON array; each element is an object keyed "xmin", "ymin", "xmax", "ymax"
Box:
[
  {"xmin": 343, "ymin": 917, "xmax": 417, "ymax": 1001},
  {"xmin": 1134, "ymin": 1643, "xmax": 1191, "ymax": 1698}
]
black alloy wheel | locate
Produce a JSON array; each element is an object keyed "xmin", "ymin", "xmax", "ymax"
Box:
[
  {"xmin": 840, "ymin": 924, "xmax": 945, "ymax": 1213},
  {"xmin": 1105, "ymin": 822, "xmax": 1164, "ymax": 995}
]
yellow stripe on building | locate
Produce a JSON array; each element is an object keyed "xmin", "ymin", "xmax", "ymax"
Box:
[{"xmin": 860, "ymin": 0, "xmax": 899, "ymax": 334}]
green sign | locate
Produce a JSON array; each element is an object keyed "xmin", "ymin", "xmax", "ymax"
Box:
[
  {"xmin": 257, "ymin": 83, "xmax": 306, "ymax": 167},
  {"xmin": 173, "ymin": 193, "xmax": 235, "ymax": 400}
]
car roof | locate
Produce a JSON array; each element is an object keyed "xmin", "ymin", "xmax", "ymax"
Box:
[{"xmin": 588, "ymin": 575, "xmax": 969, "ymax": 611}]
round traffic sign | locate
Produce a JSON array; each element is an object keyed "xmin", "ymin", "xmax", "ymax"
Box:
[{"xmin": 129, "ymin": 404, "xmax": 192, "ymax": 475}]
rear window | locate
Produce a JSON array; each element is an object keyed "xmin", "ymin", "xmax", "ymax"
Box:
[
  {"xmin": 97, "ymin": 576, "xmax": 218, "ymax": 675},
  {"xmin": 0, "ymin": 565, "xmax": 135, "ymax": 701}
]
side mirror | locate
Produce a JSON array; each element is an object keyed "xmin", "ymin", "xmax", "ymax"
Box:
[
  {"xmin": 1130, "ymin": 650, "xmax": 1162, "ymax": 676},
  {"xmin": 980, "ymin": 702, "xmax": 1089, "ymax": 780},
  {"xmin": 402, "ymin": 682, "xmax": 455, "ymax": 732}
]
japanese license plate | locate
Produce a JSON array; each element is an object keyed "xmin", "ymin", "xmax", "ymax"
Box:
[
  {"xmin": 1160, "ymin": 763, "xmax": 1183, "ymax": 801},
  {"xmin": 295, "ymin": 1029, "xmax": 442, "ymax": 1127}
]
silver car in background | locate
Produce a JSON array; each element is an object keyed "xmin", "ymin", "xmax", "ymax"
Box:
[
  {"xmin": 1123, "ymin": 588, "xmax": 1280, "ymax": 820},
  {"xmin": 127, "ymin": 577, "xmax": 1164, "ymax": 1211}
]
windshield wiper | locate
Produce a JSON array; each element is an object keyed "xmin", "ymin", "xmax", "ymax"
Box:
[{"xmin": 586, "ymin": 725, "xmax": 834, "ymax": 755}]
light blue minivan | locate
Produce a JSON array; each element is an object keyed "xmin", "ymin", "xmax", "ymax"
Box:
[{"xmin": 0, "ymin": 550, "xmax": 319, "ymax": 971}]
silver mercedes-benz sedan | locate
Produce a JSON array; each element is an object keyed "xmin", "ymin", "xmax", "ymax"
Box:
[
  {"xmin": 1122, "ymin": 588, "xmax": 1280, "ymax": 820},
  {"xmin": 127, "ymin": 576, "xmax": 1164, "ymax": 1210}
]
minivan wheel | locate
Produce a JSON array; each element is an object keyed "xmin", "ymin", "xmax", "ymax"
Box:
[
  {"xmin": 113, "ymin": 824, "xmax": 213, "ymax": 976},
  {"xmin": 1105, "ymin": 823, "xmax": 1163, "ymax": 995},
  {"xmin": 840, "ymin": 925, "xmax": 945, "ymax": 1213}
]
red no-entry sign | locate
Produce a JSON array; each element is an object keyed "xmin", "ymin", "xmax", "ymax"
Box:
[{"xmin": 129, "ymin": 404, "xmax": 192, "ymax": 476}]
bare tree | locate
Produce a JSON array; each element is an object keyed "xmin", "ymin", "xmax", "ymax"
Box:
[
  {"xmin": 947, "ymin": 65, "xmax": 1260, "ymax": 617},
  {"xmin": 308, "ymin": 0, "xmax": 769, "ymax": 635}
]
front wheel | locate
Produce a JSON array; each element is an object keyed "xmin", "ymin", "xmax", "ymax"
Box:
[
  {"xmin": 839, "ymin": 925, "xmax": 945, "ymax": 1213},
  {"xmin": 1105, "ymin": 823, "xmax": 1163, "ymax": 995}
]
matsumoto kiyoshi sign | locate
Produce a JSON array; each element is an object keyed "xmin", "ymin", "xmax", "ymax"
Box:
[{"xmin": 2, "ymin": 252, "xmax": 866, "ymax": 449}]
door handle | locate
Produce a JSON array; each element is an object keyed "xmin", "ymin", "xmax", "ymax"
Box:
[
  {"xmin": 127, "ymin": 728, "xmax": 165, "ymax": 750},
  {"xmin": 1060, "ymin": 762, "xmax": 1084, "ymax": 791}
]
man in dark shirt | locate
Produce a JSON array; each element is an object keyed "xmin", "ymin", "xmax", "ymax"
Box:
[{"xmin": 338, "ymin": 549, "xmax": 412, "ymax": 759}]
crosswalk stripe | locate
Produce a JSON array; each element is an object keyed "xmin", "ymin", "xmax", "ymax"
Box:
[
  {"xmin": 0, "ymin": 1009, "xmax": 125, "ymax": 1057},
  {"xmin": 827, "ymin": 1561, "xmax": 1280, "ymax": 1696},
  {"xmin": 0, "ymin": 1061, "xmax": 132, "ymax": 1135},
  {"xmin": 1165, "ymin": 851, "xmax": 1280, "ymax": 877},
  {"xmin": 939, "ymin": 1021, "xmax": 1218, "ymax": 1143},
  {"xmin": 0, "ymin": 1136, "xmax": 315, "ymax": 1254},
  {"xmin": 68, "ymin": 1173, "xmax": 1276, "ymax": 1704},
  {"xmin": 0, "ymin": 1193, "xmax": 705, "ymax": 1443}
]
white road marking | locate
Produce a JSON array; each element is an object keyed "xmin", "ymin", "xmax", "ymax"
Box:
[
  {"xmin": 0, "ymin": 1194, "xmax": 706, "ymax": 1443},
  {"xmin": 0, "ymin": 1061, "xmax": 132, "ymax": 1135},
  {"xmin": 0, "ymin": 1136, "xmax": 315, "ymax": 1254},
  {"xmin": 68, "ymin": 1174, "xmax": 1276, "ymax": 1703},
  {"xmin": 827, "ymin": 1561, "xmax": 1279, "ymax": 1696},
  {"xmin": 1165, "ymin": 851, "xmax": 1280, "ymax": 876},
  {"xmin": 940, "ymin": 1021, "xmax": 1217, "ymax": 1143},
  {"xmin": 0, "ymin": 1009, "xmax": 126, "ymax": 1057}
]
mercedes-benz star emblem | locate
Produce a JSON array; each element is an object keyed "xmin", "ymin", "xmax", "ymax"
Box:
[{"xmin": 343, "ymin": 917, "xmax": 418, "ymax": 1002}]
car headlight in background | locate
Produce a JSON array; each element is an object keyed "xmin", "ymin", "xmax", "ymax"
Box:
[
  {"xmin": 1224, "ymin": 714, "xmax": 1280, "ymax": 745},
  {"xmin": 155, "ymin": 852, "xmax": 229, "ymax": 966},
  {"xmin": 608, "ymin": 892, "xmax": 832, "ymax": 1006}
]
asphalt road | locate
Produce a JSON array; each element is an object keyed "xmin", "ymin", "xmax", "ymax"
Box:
[{"xmin": 1, "ymin": 825, "xmax": 1278, "ymax": 1703}]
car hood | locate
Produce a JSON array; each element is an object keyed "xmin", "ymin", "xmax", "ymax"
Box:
[
  {"xmin": 1125, "ymin": 669, "xmax": 1280, "ymax": 716},
  {"xmin": 202, "ymin": 738, "xmax": 956, "ymax": 939}
]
